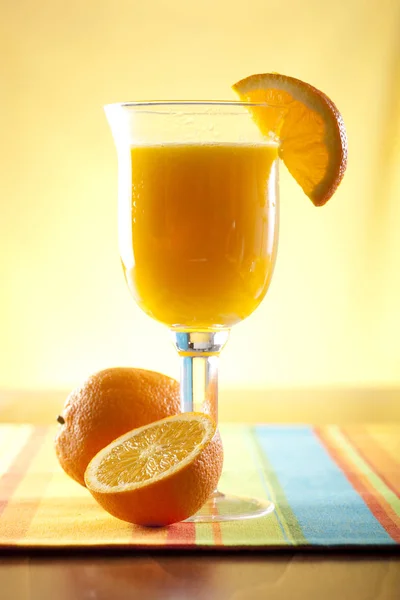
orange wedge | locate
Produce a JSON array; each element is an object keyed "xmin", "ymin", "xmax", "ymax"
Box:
[
  {"xmin": 84, "ymin": 413, "xmax": 223, "ymax": 526},
  {"xmin": 232, "ymin": 73, "xmax": 348, "ymax": 206}
]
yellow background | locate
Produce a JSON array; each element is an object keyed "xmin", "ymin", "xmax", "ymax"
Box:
[{"xmin": 1, "ymin": 0, "xmax": 400, "ymax": 393}]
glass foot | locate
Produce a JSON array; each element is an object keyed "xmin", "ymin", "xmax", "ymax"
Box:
[{"xmin": 185, "ymin": 490, "xmax": 275, "ymax": 523}]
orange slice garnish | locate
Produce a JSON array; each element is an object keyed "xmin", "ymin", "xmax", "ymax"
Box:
[{"xmin": 232, "ymin": 73, "xmax": 348, "ymax": 206}]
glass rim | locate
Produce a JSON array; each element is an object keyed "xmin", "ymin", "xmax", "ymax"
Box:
[{"xmin": 104, "ymin": 100, "xmax": 278, "ymax": 109}]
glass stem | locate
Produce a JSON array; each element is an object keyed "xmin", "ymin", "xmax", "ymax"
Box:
[{"xmin": 172, "ymin": 331, "xmax": 230, "ymax": 424}]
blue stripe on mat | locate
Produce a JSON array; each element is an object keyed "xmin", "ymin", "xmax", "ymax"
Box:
[{"xmin": 254, "ymin": 425, "xmax": 395, "ymax": 545}]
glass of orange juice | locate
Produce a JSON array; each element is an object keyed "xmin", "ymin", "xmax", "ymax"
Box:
[{"xmin": 105, "ymin": 101, "xmax": 279, "ymax": 521}]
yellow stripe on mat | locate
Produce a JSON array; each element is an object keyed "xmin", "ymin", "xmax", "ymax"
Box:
[{"xmin": 0, "ymin": 425, "xmax": 34, "ymax": 476}]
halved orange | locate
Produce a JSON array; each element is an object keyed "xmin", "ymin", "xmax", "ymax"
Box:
[
  {"xmin": 232, "ymin": 73, "xmax": 348, "ymax": 206},
  {"xmin": 84, "ymin": 412, "xmax": 223, "ymax": 526}
]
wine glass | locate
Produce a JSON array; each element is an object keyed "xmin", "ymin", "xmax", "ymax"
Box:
[{"xmin": 105, "ymin": 101, "xmax": 279, "ymax": 522}]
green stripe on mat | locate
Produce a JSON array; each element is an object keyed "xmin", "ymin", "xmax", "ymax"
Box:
[
  {"xmin": 251, "ymin": 427, "xmax": 308, "ymax": 545},
  {"xmin": 208, "ymin": 425, "xmax": 289, "ymax": 546}
]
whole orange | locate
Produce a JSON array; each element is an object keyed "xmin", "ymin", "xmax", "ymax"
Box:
[{"xmin": 55, "ymin": 367, "xmax": 181, "ymax": 486}]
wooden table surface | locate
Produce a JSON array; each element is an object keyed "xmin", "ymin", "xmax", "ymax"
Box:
[
  {"xmin": 1, "ymin": 551, "xmax": 399, "ymax": 600},
  {"xmin": 1, "ymin": 388, "xmax": 399, "ymax": 599}
]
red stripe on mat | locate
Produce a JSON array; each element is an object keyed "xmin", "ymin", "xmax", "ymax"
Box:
[
  {"xmin": 211, "ymin": 498, "xmax": 223, "ymax": 545},
  {"xmin": 165, "ymin": 521, "xmax": 196, "ymax": 546}
]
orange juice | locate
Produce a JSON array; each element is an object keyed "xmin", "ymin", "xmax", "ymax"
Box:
[{"xmin": 120, "ymin": 143, "xmax": 279, "ymax": 329}]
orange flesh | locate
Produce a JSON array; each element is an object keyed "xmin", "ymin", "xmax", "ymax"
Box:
[{"xmin": 95, "ymin": 419, "xmax": 205, "ymax": 487}]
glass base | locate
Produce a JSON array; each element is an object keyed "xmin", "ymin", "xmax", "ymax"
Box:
[{"xmin": 185, "ymin": 490, "xmax": 275, "ymax": 523}]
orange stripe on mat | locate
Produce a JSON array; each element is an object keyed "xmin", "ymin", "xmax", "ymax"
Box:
[
  {"xmin": 315, "ymin": 427, "xmax": 400, "ymax": 543},
  {"xmin": 341, "ymin": 426, "xmax": 400, "ymax": 497},
  {"xmin": 0, "ymin": 427, "xmax": 47, "ymax": 517},
  {"xmin": 212, "ymin": 522, "xmax": 222, "ymax": 545}
]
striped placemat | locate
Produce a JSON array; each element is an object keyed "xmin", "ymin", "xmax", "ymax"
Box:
[{"xmin": 0, "ymin": 424, "xmax": 398, "ymax": 548}]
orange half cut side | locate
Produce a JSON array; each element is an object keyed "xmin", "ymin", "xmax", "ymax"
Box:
[{"xmin": 84, "ymin": 412, "xmax": 223, "ymax": 526}]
